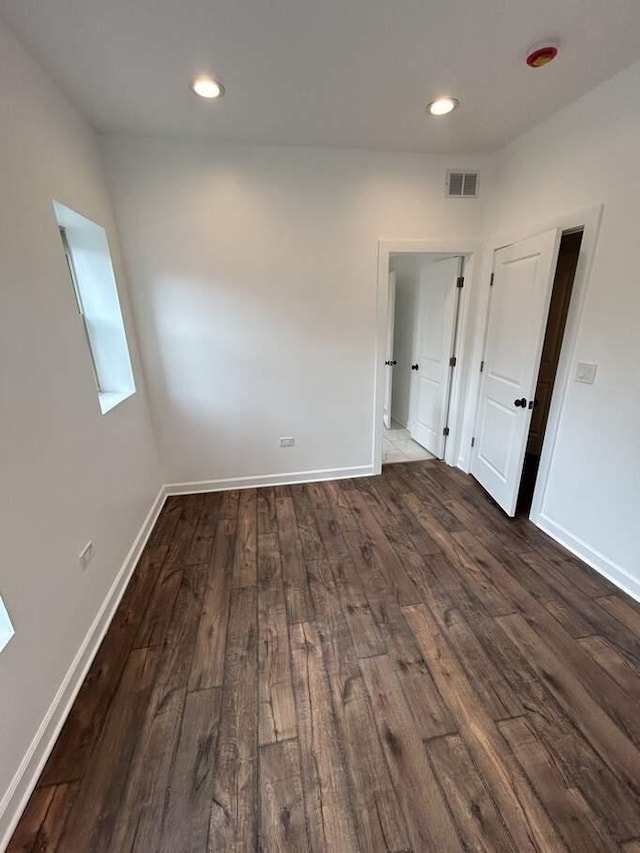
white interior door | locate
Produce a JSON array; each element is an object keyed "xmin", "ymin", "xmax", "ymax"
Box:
[
  {"xmin": 383, "ymin": 271, "xmax": 396, "ymax": 429},
  {"xmin": 409, "ymin": 256, "xmax": 460, "ymax": 458},
  {"xmin": 471, "ymin": 229, "xmax": 561, "ymax": 515}
]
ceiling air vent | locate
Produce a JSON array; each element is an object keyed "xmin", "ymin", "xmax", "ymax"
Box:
[{"xmin": 447, "ymin": 170, "xmax": 479, "ymax": 198}]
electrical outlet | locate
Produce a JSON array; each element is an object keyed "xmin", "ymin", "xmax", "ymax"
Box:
[
  {"xmin": 79, "ymin": 541, "xmax": 95, "ymax": 570},
  {"xmin": 279, "ymin": 436, "xmax": 295, "ymax": 448}
]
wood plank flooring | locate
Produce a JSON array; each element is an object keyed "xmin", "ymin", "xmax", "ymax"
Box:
[{"xmin": 9, "ymin": 461, "xmax": 640, "ymax": 852}]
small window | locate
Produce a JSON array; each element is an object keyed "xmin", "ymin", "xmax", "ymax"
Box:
[{"xmin": 53, "ymin": 201, "xmax": 135, "ymax": 414}]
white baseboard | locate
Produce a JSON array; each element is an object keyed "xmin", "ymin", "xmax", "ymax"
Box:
[
  {"xmin": 165, "ymin": 464, "xmax": 375, "ymax": 495},
  {"xmin": 0, "ymin": 486, "xmax": 167, "ymax": 853},
  {"xmin": 533, "ymin": 511, "xmax": 640, "ymax": 603}
]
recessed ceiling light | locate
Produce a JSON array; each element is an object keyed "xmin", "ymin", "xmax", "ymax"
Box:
[
  {"xmin": 427, "ymin": 97, "xmax": 459, "ymax": 116},
  {"xmin": 190, "ymin": 76, "xmax": 225, "ymax": 99}
]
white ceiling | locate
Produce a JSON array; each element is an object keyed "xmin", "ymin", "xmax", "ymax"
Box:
[{"xmin": 2, "ymin": 0, "xmax": 640, "ymax": 153}]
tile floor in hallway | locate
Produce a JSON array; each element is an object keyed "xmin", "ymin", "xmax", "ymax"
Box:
[{"xmin": 383, "ymin": 421, "xmax": 434, "ymax": 463}]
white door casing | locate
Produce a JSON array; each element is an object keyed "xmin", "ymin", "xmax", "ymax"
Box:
[
  {"xmin": 383, "ymin": 271, "xmax": 396, "ymax": 429},
  {"xmin": 409, "ymin": 256, "xmax": 461, "ymax": 458},
  {"xmin": 471, "ymin": 228, "xmax": 562, "ymax": 515}
]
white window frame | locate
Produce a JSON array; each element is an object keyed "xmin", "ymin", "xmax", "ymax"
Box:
[
  {"xmin": 54, "ymin": 201, "xmax": 136, "ymax": 414},
  {"xmin": 59, "ymin": 226, "xmax": 103, "ymax": 393}
]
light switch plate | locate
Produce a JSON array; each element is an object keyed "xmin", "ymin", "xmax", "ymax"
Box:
[{"xmin": 575, "ymin": 362, "xmax": 597, "ymax": 385}]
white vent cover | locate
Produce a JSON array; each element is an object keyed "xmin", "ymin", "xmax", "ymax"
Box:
[{"xmin": 447, "ymin": 170, "xmax": 479, "ymax": 197}]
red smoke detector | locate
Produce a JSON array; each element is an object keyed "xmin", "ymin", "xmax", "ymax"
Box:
[{"xmin": 526, "ymin": 43, "xmax": 559, "ymax": 68}]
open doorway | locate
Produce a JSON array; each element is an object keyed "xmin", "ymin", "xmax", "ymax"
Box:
[
  {"xmin": 383, "ymin": 253, "xmax": 464, "ymax": 465},
  {"xmin": 517, "ymin": 229, "xmax": 583, "ymax": 513}
]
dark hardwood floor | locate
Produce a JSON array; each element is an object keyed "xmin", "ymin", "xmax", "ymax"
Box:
[{"xmin": 9, "ymin": 461, "xmax": 640, "ymax": 851}]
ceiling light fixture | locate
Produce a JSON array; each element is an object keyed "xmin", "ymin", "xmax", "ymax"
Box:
[
  {"xmin": 190, "ymin": 76, "xmax": 225, "ymax": 99},
  {"xmin": 427, "ymin": 97, "xmax": 459, "ymax": 116}
]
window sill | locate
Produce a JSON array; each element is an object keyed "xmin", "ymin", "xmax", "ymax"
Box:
[{"xmin": 98, "ymin": 390, "xmax": 135, "ymax": 415}]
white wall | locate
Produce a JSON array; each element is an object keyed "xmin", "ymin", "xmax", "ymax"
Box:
[
  {"xmin": 0, "ymin": 19, "xmax": 162, "ymax": 842},
  {"xmin": 390, "ymin": 255, "xmax": 420, "ymax": 426},
  {"xmin": 102, "ymin": 136, "xmax": 489, "ymax": 485},
  {"xmin": 479, "ymin": 60, "xmax": 640, "ymax": 596}
]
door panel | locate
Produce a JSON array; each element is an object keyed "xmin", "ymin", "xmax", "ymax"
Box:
[
  {"xmin": 383, "ymin": 271, "xmax": 396, "ymax": 429},
  {"xmin": 471, "ymin": 229, "xmax": 561, "ymax": 515},
  {"xmin": 410, "ymin": 256, "xmax": 460, "ymax": 458},
  {"xmin": 481, "ymin": 397, "xmax": 518, "ymax": 478}
]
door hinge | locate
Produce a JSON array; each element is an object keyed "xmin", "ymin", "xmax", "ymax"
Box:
[
  {"xmin": 471, "ymin": 437, "xmax": 475, "ymax": 448},
  {"xmin": 443, "ymin": 426, "xmax": 450, "ymax": 437},
  {"xmin": 489, "ymin": 273, "xmax": 495, "ymax": 287},
  {"xmin": 449, "ymin": 356, "xmax": 457, "ymax": 367},
  {"xmin": 456, "ymin": 276, "xmax": 464, "ymax": 289},
  {"xmin": 480, "ymin": 360, "xmax": 484, "ymax": 372}
]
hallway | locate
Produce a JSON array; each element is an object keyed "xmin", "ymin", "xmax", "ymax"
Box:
[{"xmin": 383, "ymin": 421, "xmax": 435, "ymax": 464}]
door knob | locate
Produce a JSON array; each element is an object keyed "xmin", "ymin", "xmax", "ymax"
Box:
[
  {"xmin": 514, "ymin": 397, "xmax": 527, "ymax": 408},
  {"xmin": 385, "ymin": 360, "xmax": 397, "ymax": 366},
  {"xmin": 411, "ymin": 364, "xmax": 419, "ymax": 371}
]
